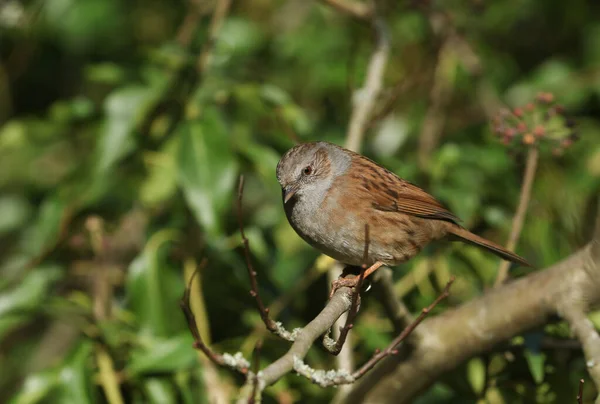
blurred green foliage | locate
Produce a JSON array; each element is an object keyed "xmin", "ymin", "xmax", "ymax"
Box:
[{"xmin": 1, "ymin": 0, "xmax": 600, "ymax": 402}]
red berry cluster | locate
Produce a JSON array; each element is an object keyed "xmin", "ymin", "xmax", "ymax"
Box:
[{"xmin": 491, "ymin": 92, "xmax": 578, "ymax": 155}]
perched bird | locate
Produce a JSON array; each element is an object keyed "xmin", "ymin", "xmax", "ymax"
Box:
[{"xmin": 276, "ymin": 141, "xmax": 530, "ymax": 292}]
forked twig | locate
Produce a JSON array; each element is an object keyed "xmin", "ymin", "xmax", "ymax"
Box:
[
  {"xmin": 324, "ymin": 225, "xmax": 370, "ymax": 355},
  {"xmin": 180, "ymin": 260, "xmax": 250, "ymax": 373},
  {"xmin": 237, "ymin": 176, "xmax": 295, "ymax": 341},
  {"xmin": 577, "ymin": 378, "xmax": 584, "ymax": 404},
  {"xmin": 295, "ymin": 277, "xmax": 455, "ymax": 386}
]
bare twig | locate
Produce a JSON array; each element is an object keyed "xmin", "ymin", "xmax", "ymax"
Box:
[
  {"xmin": 293, "ymin": 277, "xmax": 455, "ymax": 387},
  {"xmin": 344, "ymin": 18, "xmax": 390, "ymax": 153},
  {"xmin": 176, "ymin": 0, "xmax": 206, "ymax": 47},
  {"xmin": 577, "ymin": 378, "xmax": 584, "ymax": 404},
  {"xmin": 350, "ymin": 276, "xmax": 454, "ymax": 379},
  {"xmin": 325, "ymin": 225, "xmax": 370, "ymax": 355},
  {"xmin": 237, "ymin": 176, "xmax": 295, "ymax": 341},
  {"xmin": 321, "ymin": 0, "xmax": 372, "ymax": 20},
  {"xmin": 494, "ymin": 147, "xmax": 539, "ymax": 286},
  {"xmin": 258, "ymin": 287, "xmax": 355, "ymax": 387},
  {"xmin": 372, "ymin": 268, "xmax": 414, "ymax": 334},
  {"xmin": 180, "ymin": 261, "xmax": 253, "ymax": 375},
  {"xmin": 248, "ymin": 340, "xmax": 263, "ymax": 404},
  {"xmin": 184, "ymin": 258, "xmax": 232, "ymax": 403},
  {"xmin": 180, "ymin": 260, "xmax": 230, "ymax": 368},
  {"xmin": 241, "ymin": 265, "xmax": 323, "ymax": 352}
]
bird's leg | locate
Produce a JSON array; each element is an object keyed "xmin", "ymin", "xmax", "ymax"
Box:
[{"xmin": 329, "ymin": 262, "xmax": 384, "ymax": 298}]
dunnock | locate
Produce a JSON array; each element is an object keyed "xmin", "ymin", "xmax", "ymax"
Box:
[{"xmin": 276, "ymin": 141, "xmax": 530, "ymax": 292}]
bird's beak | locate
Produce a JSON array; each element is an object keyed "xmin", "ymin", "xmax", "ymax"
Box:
[{"xmin": 283, "ymin": 185, "xmax": 299, "ymax": 204}]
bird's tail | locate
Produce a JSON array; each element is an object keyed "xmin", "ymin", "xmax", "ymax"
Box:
[{"xmin": 447, "ymin": 225, "xmax": 532, "ymax": 267}]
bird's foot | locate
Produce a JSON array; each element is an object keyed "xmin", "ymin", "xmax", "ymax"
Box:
[{"xmin": 329, "ymin": 275, "xmax": 361, "ymax": 299}]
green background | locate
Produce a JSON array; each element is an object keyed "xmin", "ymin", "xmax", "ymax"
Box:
[{"xmin": 1, "ymin": 0, "xmax": 600, "ymax": 402}]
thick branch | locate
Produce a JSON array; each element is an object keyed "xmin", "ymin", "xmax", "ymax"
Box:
[{"xmin": 344, "ymin": 243, "xmax": 600, "ymax": 403}]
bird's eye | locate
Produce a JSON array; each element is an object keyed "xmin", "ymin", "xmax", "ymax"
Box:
[{"xmin": 303, "ymin": 166, "xmax": 313, "ymax": 175}]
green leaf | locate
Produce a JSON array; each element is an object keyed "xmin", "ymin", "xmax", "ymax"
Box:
[
  {"xmin": 0, "ymin": 195, "xmax": 32, "ymax": 234},
  {"xmin": 127, "ymin": 334, "xmax": 197, "ymax": 376},
  {"xmin": 126, "ymin": 230, "xmax": 185, "ymax": 337},
  {"xmin": 177, "ymin": 115, "xmax": 238, "ymax": 236},
  {"xmin": 589, "ymin": 310, "xmax": 600, "ymax": 330},
  {"xmin": 143, "ymin": 378, "xmax": 177, "ymax": 404},
  {"xmin": 0, "ymin": 265, "xmax": 63, "ymax": 317},
  {"xmin": 9, "ymin": 370, "xmax": 58, "ymax": 404},
  {"xmin": 20, "ymin": 195, "xmax": 66, "ymax": 258},
  {"xmin": 467, "ymin": 357, "xmax": 486, "ymax": 396},
  {"xmin": 524, "ymin": 348, "xmax": 546, "ymax": 384},
  {"xmin": 140, "ymin": 139, "xmax": 179, "ymax": 207},
  {"xmin": 96, "ymin": 86, "xmax": 154, "ymax": 174},
  {"xmin": 53, "ymin": 341, "xmax": 95, "ymax": 404}
]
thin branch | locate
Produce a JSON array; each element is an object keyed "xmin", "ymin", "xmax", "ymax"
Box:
[
  {"xmin": 494, "ymin": 147, "xmax": 539, "ymax": 286},
  {"xmin": 324, "ymin": 225, "xmax": 370, "ymax": 355},
  {"xmin": 248, "ymin": 340, "xmax": 263, "ymax": 404},
  {"xmin": 241, "ymin": 265, "xmax": 323, "ymax": 352},
  {"xmin": 293, "ymin": 277, "xmax": 455, "ymax": 387},
  {"xmin": 321, "ymin": 0, "xmax": 373, "ymax": 20},
  {"xmin": 180, "ymin": 261, "xmax": 252, "ymax": 374},
  {"xmin": 371, "ymin": 267, "xmax": 414, "ymax": 334},
  {"xmin": 350, "ymin": 276, "xmax": 455, "ymax": 379},
  {"xmin": 184, "ymin": 258, "xmax": 232, "ymax": 402},
  {"xmin": 176, "ymin": 0, "xmax": 207, "ymax": 48},
  {"xmin": 180, "ymin": 260, "xmax": 228, "ymax": 368},
  {"xmin": 577, "ymin": 378, "xmax": 584, "ymax": 404},
  {"xmin": 258, "ymin": 287, "xmax": 355, "ymax": 386},
  {"xmin": 237, "ymin": 176, "xmax": 295, "ymax": 341},
  {"xmin": 344, "ymin": 17, "xmax": 390, "ymax": 153}
]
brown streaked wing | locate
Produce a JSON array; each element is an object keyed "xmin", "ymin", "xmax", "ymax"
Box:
[{"xmin": 350, "ymin": 154, "xmax": 461, "ymax": 224}]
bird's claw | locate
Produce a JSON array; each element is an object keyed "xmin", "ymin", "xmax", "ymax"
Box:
[{"xmin": 329, "ymin": 276, "xmax": 360, "ymax": 299}]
